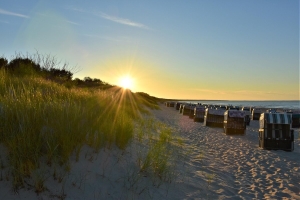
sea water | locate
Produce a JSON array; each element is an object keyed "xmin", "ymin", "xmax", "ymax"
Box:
[{"xmin": 180, "ymin": 100, "xmax": 300, "ymax": 110}]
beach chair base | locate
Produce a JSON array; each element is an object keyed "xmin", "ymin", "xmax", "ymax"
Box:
[
  {"xmin": 252, "ymin": 112, "xmax": 262, "ymax": 120},
  {"xmin": 259, "ymin": 131, "xmax": 294, "ymax": 152},
  {"xmin": 224, "ymin": 127, "xmax": 245, "ymax": 135},
  {"xmin": 182, "ymin": 109, "xmax": 190, "ymax": 116},
  {"xmin": 194, "ymin": 117, "xmax": 204, "ymax": 122},
  {"xmin": 292, "ymin": 124, "xmax": 300, "ymax": 128},
  {"xmin": 205, "ymin": 121, "xmax": 223, "ymax": 128}
]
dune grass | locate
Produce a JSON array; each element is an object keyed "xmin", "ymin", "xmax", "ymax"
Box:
[
  {"xmin": 135, "ymin": 117, "xmax": 184, "ymax": 183},
  {"xmin": 0, "ymin": 68, "xmax": 160, "ymax": 191}
]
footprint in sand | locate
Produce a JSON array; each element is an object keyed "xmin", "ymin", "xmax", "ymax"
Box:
[
  {"xmin": 250, "ymin": 168, "xmax": 257, "ymax": 178},
  {"xmin": 269, "ymin": 188, "xmax": 278, "ymax": 196},
  {"xmin": 254, "ymin": 178, "xmax": 262, "ymax": 183},
  {"xmin": 292, "ymin": 167, "xmax": 298, "ymax": 172},
  {"xmin": 249, "ymin": 183, "xmax": 256, "ymax": 191},
  {"xmin": 266, "ymin": 174, "xmax": 273, "ymax": 179},
  {"xmin": 246, "ymin": 161, "xmax": 253, "ymax": 167},
  {"xmin": 276, "ymin": 168, "xmax": 281, "ymax": 172}
]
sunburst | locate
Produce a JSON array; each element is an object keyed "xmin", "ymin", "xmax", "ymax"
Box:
[{"xmin": 118, "ymin": 75, "xmax": 134, "ymax": 90}]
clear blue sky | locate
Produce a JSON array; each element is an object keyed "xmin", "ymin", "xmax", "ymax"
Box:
[{"xmin": 0, "ymin": 0, "xmax": 299, "ymax": 100}]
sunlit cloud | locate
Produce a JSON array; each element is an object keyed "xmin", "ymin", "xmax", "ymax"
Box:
[
  {"xmin": 82, "ymin": 34, "xmax": 130, "ymax": 42},
  {"xmin": 35, "ymin": 12, "xmax": 80, "ymax": 26},
  {"xmin": 66, "ymin": 7, "xmax": 150, "ymax": 30},
  {"xmin": 65, "ymin": 20, "xmax": 80, "ymax": 25},
  {"xmin": 0, "ymin": 8, "xmax": 29, "ymax": 18},
  {"xmin": 97, "ymin": 12, "xmax": 149, "ymax": 29},
  {"xmin": 65, "ymin": 6, "xmax": 86, "ymax": 13}
]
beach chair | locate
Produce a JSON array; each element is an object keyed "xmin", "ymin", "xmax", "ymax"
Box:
[
  {"xmin": 174, "ymin": 102, "xmax": 181, "ymax": 110},
  {"xmin": 194, "ymin": 106, "xmax": 206, "ymax": 122},
  {"xmin": 252, "ymin": 108, "xmax": 267, "ymax": 120},
  {"xmin": 171, "ymin": 102, "xmax": 175, "ymax": 107},
  {"xmin": 204, "ymin": 108, "xmax": 226, "ymax": 128},
  {"xmin": 179, "ymin": 103, "xmax": 186, "ymax": 114},
  {"xmin": 223, "ymin": 110, "xmax": 246, "ymax": 135},
  {"xmin": 241, "ymin": 107, "xmax": 252, "ymax": 126},
  {"xmin": 258, "ymin": 113, "xmax": 294, "ymax": 151},
  {"xmin": 168, "ymin": 101, "xmax": 175, "ymax": 107},
  {"xmin": 218, "ymin": 105, "xmax": 227, "ymax": 110},
  {"xmin": 165, "ymin": 101, "xmax": 174, "ymax": 107},
  {"xmin": 291, "ymin": 110, "xmax": 300, "ymax": 128},
  {"xmin": 182, "ymin": 104, "xmax": 196, "ymax": 118},
  {"xmin": 227, "ymin": 106, "xmax": 240, "ymax": 110}
]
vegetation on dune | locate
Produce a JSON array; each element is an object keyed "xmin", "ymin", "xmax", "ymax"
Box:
[
  {"xmin": 136, "ymin": 117, "xmax": 183, "ymax": 182},
  {"xmin": 0, "ymin": 53, "xmax": 174, "ymax": 192}
]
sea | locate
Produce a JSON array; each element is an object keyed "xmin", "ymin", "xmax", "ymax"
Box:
[{"xmin": 178, "ymin": 100, "xmax": 300, "ymax": 110}]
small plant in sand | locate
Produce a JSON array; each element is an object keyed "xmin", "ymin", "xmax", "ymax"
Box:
[
  {"xmin": 32, "ymin": 169, "xmax": 48, "ymax": 194},
  {"xmin": 0, "ymin": 156, "xmax": 5, "ymax": 181},
  {"xmin": 206, "ymin": 173, "xmax": 215, "ymax": 188},
  {"xmin": 135, "ymin": 117, "xmax": 183, "ymax": 184}
]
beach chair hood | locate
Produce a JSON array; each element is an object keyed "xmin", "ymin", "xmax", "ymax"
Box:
[
  {"xmin": 207, "ymin": 109, "xmax": 226, "ymax": 116},
  {"xmin": 227, "ymin": 110, "xmax": 246, "ymax": 118},
  {"xmin": 195, "ymin": 106, "xmax": 206, "ymax": 111},
  {"xmin": 259, "ymin": 113, "xmax": 292, "ymax": 129}
]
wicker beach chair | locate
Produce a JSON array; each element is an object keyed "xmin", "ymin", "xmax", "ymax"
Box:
[
  {"xmin": 204, "ymin": 108, "xmax": 226, "ymax": 128},
  {"xmin": 291, "ymin": 110, "xmax": 300, "ymax": 128},
  {"xmin": 241, "ymin": 107, "xmax": 252, "ymax": 125},
  {"xmin": 194, "ymin": 106, "xmax": 206, "ymax": 122},
  {"xmin": 252, "ymin": 108, "xmax": 267, "ymax": 120},
  {"xmin": 259, "ymin": 113, "xmax": 294, "ymax": 151},
  {"xmin": 223, "ymin": 110, "xmax": 246, "ymax": 135}
]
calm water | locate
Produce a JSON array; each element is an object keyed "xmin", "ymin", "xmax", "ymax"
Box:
[{"xmin": 179, "ymin": 100, "xmax": 300, "ymax": 110}]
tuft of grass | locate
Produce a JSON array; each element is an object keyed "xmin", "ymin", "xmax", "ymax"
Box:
[
  {"xmin": 135, "ymin": 117, "xmax": 183, "ymax": 183},
  {"xmin": 32, "ymin": 169, "xmax": 48, "ymax": 194}
]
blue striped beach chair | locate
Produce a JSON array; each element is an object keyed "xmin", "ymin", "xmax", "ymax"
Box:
[{"xmin": 259, "ymin": 113, "xmax": 294, "ymax": 151}]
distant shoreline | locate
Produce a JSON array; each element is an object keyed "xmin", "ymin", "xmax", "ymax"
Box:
[
  {"xmin": 161, "ymin": 99, "xmax": 299, "ymax": 110},
  {"xmin": 161, "ymin": 99, "xmax": 299, "ymax": 102}
]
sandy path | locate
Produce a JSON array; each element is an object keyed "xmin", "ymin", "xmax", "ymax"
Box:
[{"xmin": 150, "ymin": 104, "xmax": 300, "ymax": 199}]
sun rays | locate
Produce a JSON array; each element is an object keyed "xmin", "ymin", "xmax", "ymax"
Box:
[{"xmin": 118, "ymin": 75, "xmax": 134, "ymax": 90}]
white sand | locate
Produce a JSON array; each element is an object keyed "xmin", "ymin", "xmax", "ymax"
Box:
[{"xmin": 0, "ymin": 104, "xmax": 299, "ymax": 199}]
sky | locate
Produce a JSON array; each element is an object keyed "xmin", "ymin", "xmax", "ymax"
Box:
[{"xmin": 0, "ymin": 0, "xmax": 299, "ymax": 100}]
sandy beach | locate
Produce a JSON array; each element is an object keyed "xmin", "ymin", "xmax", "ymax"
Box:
[
  {"xmin": 0, "ymin": 104, "xmax": 299, "ymax": 199},
  {"xmin": 150, "ymin": 104, "xmax": 300, "ymax": 199}
]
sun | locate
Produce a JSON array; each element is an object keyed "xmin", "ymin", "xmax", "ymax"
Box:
[{"xmin": 118, "ymin": 75, "xmax": 134, "ymax": 89}]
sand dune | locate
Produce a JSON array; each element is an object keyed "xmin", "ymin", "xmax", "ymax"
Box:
[{"xmin": 0, "ymin": 104, "xmax": 299, "ymax": 199}]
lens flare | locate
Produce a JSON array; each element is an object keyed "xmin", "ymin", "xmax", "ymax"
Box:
[{"xmin": 119, "ymin": 75, "xmax": 133, "ymax": 89}]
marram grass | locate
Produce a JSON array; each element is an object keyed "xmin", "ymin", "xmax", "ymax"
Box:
[
  {"xmin": 135, "ymin": 117, "xmax": 184, "ymax": 182},
  {"xmin": 0, "ymin": 69, "xmax": 160, "ymax": 190}
]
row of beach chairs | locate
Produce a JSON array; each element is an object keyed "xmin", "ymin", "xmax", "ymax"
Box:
[{"xmin": 164, "ymin": 101, "xmax": 297, "ymax": 152}]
